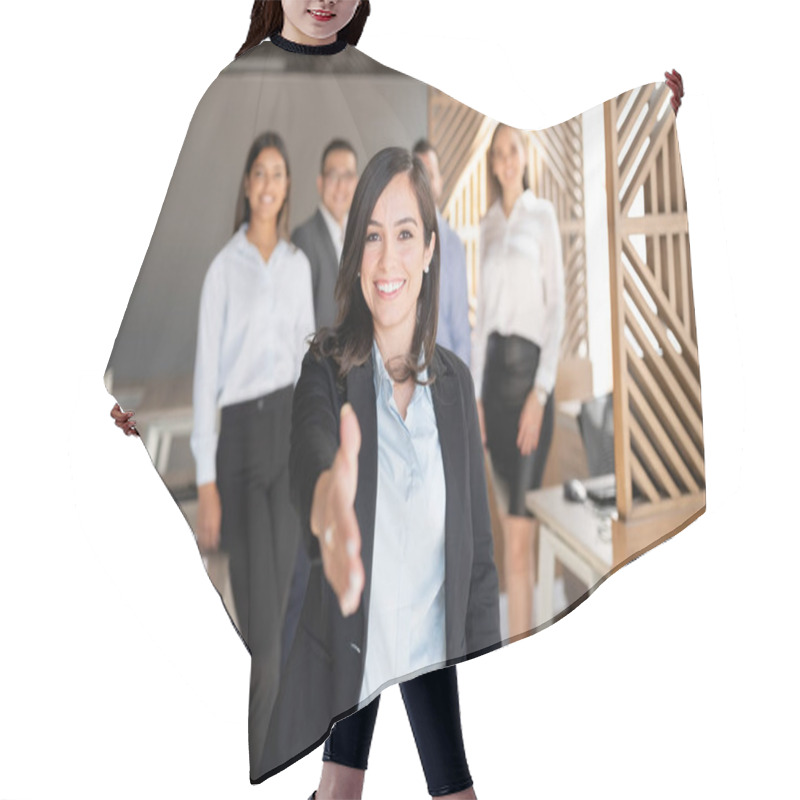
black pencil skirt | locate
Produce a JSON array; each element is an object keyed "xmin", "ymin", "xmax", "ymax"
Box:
[{"xmin": 482, "ymin": 333, "xmax": 555, "ymax": 517}]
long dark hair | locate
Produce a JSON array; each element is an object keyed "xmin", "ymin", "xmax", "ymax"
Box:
[
  {"xmin": 487, "ymin": 123, "xmax": 531, "ymax": 208},
  {"xmin": 310, "ymin": 147, "xmax": 440, "ymax": 384},
  {"xmin": 233, "ymin": 131, "xmax": 292, "ymax": 240},
  {"xmin": 236, "ymin": 1, "xmax": 372, "ymax": 59}
]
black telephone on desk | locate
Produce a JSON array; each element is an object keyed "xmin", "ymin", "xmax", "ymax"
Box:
[{"xmin": 563, "ymin": 477, "xmax": 617, "ymax": 507}]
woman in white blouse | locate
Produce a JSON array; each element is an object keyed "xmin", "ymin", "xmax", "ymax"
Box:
[
  {"xmin": 192, "ymin": 130, "xmax": 316, "ymax": 764},
  {"xmin": 189, "ymin": 130, "xmax": 315, "ymax": 653},
  {"xmin": 111, "ymin": 129, "xmax": 315, "ymax": 763},
  {"xmin": 473, "ymin": 123, "xmax": 566, "ymax": 639}
]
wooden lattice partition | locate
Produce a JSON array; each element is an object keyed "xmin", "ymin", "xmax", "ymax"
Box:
[
  {"xmin": 529, "ymin": 120, "xmax": 588, "ymax": 359},
  {"xmin": 427, "ymin": 89, "xmax": 494, "ymax": 320},
  {"xmin": 428, "ymin": 88, "xmax": 588, "ymax": 359},
  {"xmin": 604, "ymin": 82, "xmax": 705, "ymax": 520}
]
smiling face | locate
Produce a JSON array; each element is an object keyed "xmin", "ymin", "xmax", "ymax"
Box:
[
  {"xmin": 281, "ymin": 0, "xmax": 361, "ymax": 45},
  {"xmin": 360, "ymin": 172, "xmax": 436, "ymax": 356},
  {"xmin": 318, "ymin": 148, "xmax": 358, "ymax": 224},
  {"xmin": 490, "ymin": 124, "xmax": 528, "ymax": 197},
  {"xmin": 244, "ymin": 147, "xmax": 288, "ymax": 227}
]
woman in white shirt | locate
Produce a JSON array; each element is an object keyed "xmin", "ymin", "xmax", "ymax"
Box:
[
  {"xmin": 109, "ymin": 130, "xmax": 315, "ymax": 655},
  {"xmin": 188, "ymin": 129, "xmax": 315, "ymax": 662},
  {"xmin": 473, "ymin": 123, "xmax": 566, "ymax": 639},
  {"xmin": 191, "ymin": 130, "xmax": 316, "ymax": 765}
]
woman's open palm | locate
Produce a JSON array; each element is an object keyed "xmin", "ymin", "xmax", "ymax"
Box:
[{"xmin": 319, "ymin": 404, "xmax": 365, "ymax": 617}]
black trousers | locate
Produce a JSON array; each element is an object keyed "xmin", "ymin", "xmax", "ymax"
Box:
[
  {"xmin": 216, "ymin": 385, "xmax": 301, "ymax": 767},
  {"xmin": 281, "ymin": 528, "xmax": 310, "ymax": 671},
  {"xmin": 323, "ymin": 667, "xmax": 472, "ymax": 797}
]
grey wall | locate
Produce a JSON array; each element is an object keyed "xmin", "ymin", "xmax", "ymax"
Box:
[{"xmin": 108, "ymin": 69, "xmax": 427, "ymax": 396}]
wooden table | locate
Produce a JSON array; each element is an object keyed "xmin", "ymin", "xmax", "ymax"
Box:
[
  {"xmin": 528, "ymin": 475, "xmax": 616, "ymax": 626},
  {"xmin": 528, "ymin": 476, "xmax": 705, "ymax": 626}
]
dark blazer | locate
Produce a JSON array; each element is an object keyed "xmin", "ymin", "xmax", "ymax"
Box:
[
  {"xmin": 291, "ymin": 209, "xmax": 340, "ymax": 330},
  {"xmin": 255, "ymin": 345, "xmax": 500, "ymax": 781}
]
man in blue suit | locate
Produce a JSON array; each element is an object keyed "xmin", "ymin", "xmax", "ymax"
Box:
[{"xmin": 413, "ymin": 139, "xmax": 471, "ymax": 366}]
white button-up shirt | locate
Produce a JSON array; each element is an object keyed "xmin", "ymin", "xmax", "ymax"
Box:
[
  {"xmin": 190, "ymin": 226, "xmax": 315, "ymax": 485},
  {"xmin": 472, "ymin": 189, "xmax": 565, "ymax": 397}
]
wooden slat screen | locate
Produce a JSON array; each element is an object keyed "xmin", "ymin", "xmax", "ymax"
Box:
[{"xmin": 604, "ymin": 83, "xmax": 705, "ymax": 518}]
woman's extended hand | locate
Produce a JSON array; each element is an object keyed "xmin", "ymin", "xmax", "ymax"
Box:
[
  {"xmin": 196, "ymin": 482, "xmax": 222, "ymax": 553},
  {"xmin": 665, "ymin": 69, "xmax": 684, "ymax": 115},
  {"xmin": 310, "ymin": 403, "xmax": 365, "ymax": 617},
  {"xmin": 517, "ymin": 390, "xmax": 544, "ymax": 456},
  {"xmin": 110, "ymin": 402, "xmax": 140, "ymax": 437}
]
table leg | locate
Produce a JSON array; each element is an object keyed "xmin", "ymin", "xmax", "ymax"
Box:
[{"xmin": 536, "ymin": 523, "xmax": 556, "ymax": 626}]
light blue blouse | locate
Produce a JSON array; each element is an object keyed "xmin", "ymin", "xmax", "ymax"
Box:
[{"xmin": 360, "ymin": 341, "xmax": 447, "ymax": 702}]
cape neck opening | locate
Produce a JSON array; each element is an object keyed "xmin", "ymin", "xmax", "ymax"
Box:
[{"xmin": 270, "ymin": 32, "xmax": 348, "ymax": 55}]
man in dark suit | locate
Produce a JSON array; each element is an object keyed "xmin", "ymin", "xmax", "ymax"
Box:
[{"xmin": 291, "ymin": 139, "xmax": 359, "ymax": 329}]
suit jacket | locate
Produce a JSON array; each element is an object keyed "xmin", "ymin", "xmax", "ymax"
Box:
[
  {"xmin": 436, "ymin": 211, "xmax": 472, "ymax": 366},
  {"xmin": 256, "ymin": 345, "xmax": 500, "ymax": 780},
  {"xmin": 291, "ymin": 209, "xmax": 340, "ymax": 330}
]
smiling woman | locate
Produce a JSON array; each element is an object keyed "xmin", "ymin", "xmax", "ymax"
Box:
[
  {"xmin": 237, "ymin": 0, "xmax": 371, "ymax": 56},
  {"xmin": 259, "ymin": 148, "xmax": 499, "ymax": 796},
  {"xmin": 282, "ymin": 0, "xmax": 362, "ymax": 45},
  {"xmin": 104, "ymin": 0, "xmax": 694, "ymax": 792},
  {"xmin": 238, "ymin": 134, "xmax": 291, "ymax": 239},
  {"xmin": 360, "ymin": 173, "xmax": 437, "ymax": 374},
  {"xmin": 472, "ymin": 122, "xmax": 564, "ymax": 641},
  {"xmin": 312, "ymin": 149, "xmax": 441, "ymax": 384},
  {"xmin": 184, "ymin": 130, "xmax": 316, "ymax": 778}
]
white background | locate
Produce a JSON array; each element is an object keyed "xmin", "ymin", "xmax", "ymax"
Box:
[{"xmin": 1, "ymin": 1, "xmax": 798, "ymax": 798}]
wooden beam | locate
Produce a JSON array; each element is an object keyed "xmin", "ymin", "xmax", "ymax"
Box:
[
  {"xmin": 618, "ymin": 84, "xmax": 655, "ymax": 161},
  {"xmin": 630, "ymin": 452, "xmax": 662, "ymax": 503},
  {"xmin": 621, "ymin": 104, "xmax": 675, "ymax": 215},
  {"xmin": 625, "ymin": 340, "xmax": 705, "ymax": 481},
  {"xmin": 623, "ymin": 286, "xmax": 704, "ymax": 439},
  {"xmin": 621, "ymin": 490, "xmax": 705, "ymax": 524},
  {"xmin": 628, "ymin": 411, "xmax": 683, "ymax": 497},
  {"xmin": 621, "ymin": 213, "xmax": 689, "ymax": 236},
  {"xmin": 622, "ymin": 236, "xmax": 700, "ymax": 373},
  {"xmin": 626, "ymin": 361, "xmax": 703, "ymax": 490},
  {"xmin": 605, "ymin": 99, "xmax": 634, "ymax": 516},
  {"xmin": 619, "ymin": 84, "xmax": 669, "ymax": 190}
]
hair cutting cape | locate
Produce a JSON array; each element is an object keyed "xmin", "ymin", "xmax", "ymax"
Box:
[{"xmin": 106, "ymin": 38, "xmax": 705, "ymax": 783}]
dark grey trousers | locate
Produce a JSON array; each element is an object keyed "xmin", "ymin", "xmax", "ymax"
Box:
[{"xmin": 216, "ymin": 384, "xmax": 301, "ymax": 765}]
